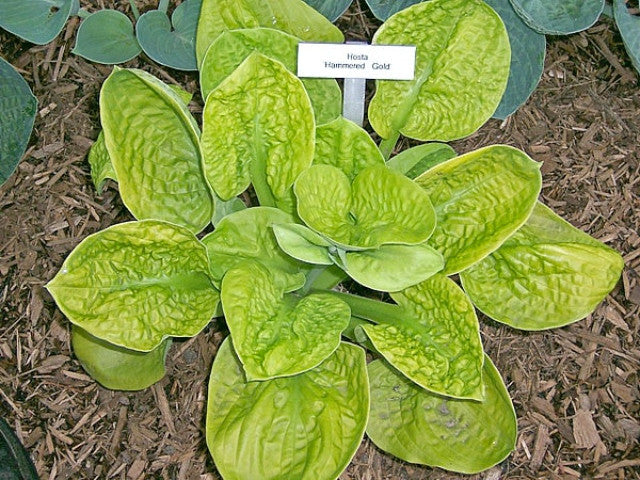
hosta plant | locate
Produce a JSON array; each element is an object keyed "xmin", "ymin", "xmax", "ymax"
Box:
[{"xmin": 46, "ymin": 0, "xmax": 624, "ymax": 477}]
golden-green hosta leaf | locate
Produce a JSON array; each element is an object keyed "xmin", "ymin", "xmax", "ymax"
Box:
[
  {"xmin": 460, "ymin": 202, "xmax": 624, "ymax": 330},
  {"xmin": 196, "ymin": 0, "xmax": 344, "ymax": 65},
  {"xmin": 295, "ymin": 164, "xmax": 436, "ymax": 249},
  {"xmin": 46, "ymin": 221, "xmax": 219, "ymax": 351},
  {"xmin": 71, "ymin": 325, "xmax": 170, "ymax": 391},
  {"xmin": 100, "ymin": 68, "xmax": 213, "ymax": 233},
  {"xmin": 386, "ymin": 142, "xmax": 457, "ymax": 179},
  {"xmin": 415, "ymin": 145, "xmax": 541, "ymax": 274},
  {"xmin": 367, "ymin": 355, "xmax": 516, "ymax": 473},
  {"xmin": 221, "ymin": 261, "xmax": 350, "ymax": 380},
  {"xmin": 200, "ymin": 28, "xmax": 341, "ymax": 125},
  {"xmin": 272, "ymin": 223, "xmax": 334, "ymax": 265},
  {"xmin": 340, "ymin": 244, "xmax": 444, "ymax": 292},
  {"xmin": 314, "ymin": 116, "xmax": 385, "ymax": 180},
  {"xmin": 202, "ymin": 207, "xmax": 307, "ymax": 292},
  {"xmin": 206, "ymin": 339, "xmax": 369, "ymax": 479},
  {"xmin": 368, "ymin": 0, "xmax": 510, "ymax": 142},
  {"xmin": 200, "ymin": 53, "xmax": 315, "ymax": 211},
  {"xmin": 87, "ymin": 131, "xmax": 115, "ymax": 195},
  {"xmin": 361, "ymin": 274, "xmax": 484, "ymax": 399}
]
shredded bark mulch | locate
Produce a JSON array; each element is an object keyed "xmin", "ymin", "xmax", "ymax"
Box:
[{"xmin": 1, "ymin": 2, "xmax": 639, "ymax": 479}]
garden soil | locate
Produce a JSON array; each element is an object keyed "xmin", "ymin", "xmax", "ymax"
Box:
[{"xmin": 1, "ymin": 2, "xmax": 639, "ymax": 479}]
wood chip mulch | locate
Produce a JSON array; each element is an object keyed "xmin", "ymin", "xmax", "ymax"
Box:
[{"xmin": 1, "ymin": 2, "xmax": 639, "ymax": 479}]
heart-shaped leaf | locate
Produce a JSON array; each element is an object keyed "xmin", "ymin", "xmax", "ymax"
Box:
[
  {"xmin": 314, "ymin": 116, "xmax": 385, "ymax": 180},
  {"xmin": 136, "ymin": 0, "xmax": 201, "ymax": 71},
  {"xmin": 509, "ymin": 0, "xmax": 604, "ymax": 35},
  {"xmin": 221, "ymin": 261, "xmax": 350, "ymax": 380},
  {"xmin": 46, "ymin": 220, "xmax": 219, "ymax": 352},
  {"xmin": 201, "ymin": 53, "xmax": 315, "ymax": 211},
  {"xmin": 206, "ymin": 339, "xmax": 369, "ymax": 480},
  {"xmin": 0, "ymin": 57, "xmax": 37, "ymax": 187},
  {"xmin": 613, "ymin": 0, "xmax": 640, "ymax": 74},
  {"xmin": 0, "ymin": 0, "xmax": 74, "ymax": 45},
  {"xmin": 71, "ymin": 325, "xmax": 171, "ymax": 391},
  {"xmin": 460, "ymin": 202, "xmax": 624, "ymax": 330},
  {"xmin": 415, "ymin": 145, "xmax": 541, "ymax": 274},
  {"xmin": 201, "ymin": 207, "xmax": 307, "ymax": 291},
  {"xmin": 368, "ymin": 0, "xmax": 510, "ymax": 142},
  {"xmin": 100, "ymin": 68, "xmax": 213, "ymax": 233},
  {"xmin": 295, "ymin": 164, "xmax": 436, "ymax": 249},
  {"xmin": 73, "ymin": 10, "xmax": 142, "ymax": 64},
  {"xmin": 485, "ymin": 0, "xmax": 546, "ymax": 119},
  {"xmin": 200, "ymin": 27, "xmax": 341, "ymax": 125},
  {"xmin": 367, "ymin": 355, "xmax": 516, "ymax": 473},
  {"xmin": 196, "ymin": 0, "xmax": 344, "ymax": 65},
  {"xmin": 359, "ymin": 274, "xmax": 484, "ymax": 399},
  {"xmin": 302, "ymin": 0, "xmax": 353, "ymax": 21},
  {"xmin": 386, "ymin": 142, "xmax": 456, "ymax": 179}
]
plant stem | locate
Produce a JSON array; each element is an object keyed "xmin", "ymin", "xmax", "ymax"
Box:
[
  {"xmin": 158, "ymin": 0, "xmax": 170, "ymax": 13},
  {"xmin": 129, "ymin": 0, "xmax": 140, "ymax": 20},
  {"xmin": 312, "ymin": 289, "xmax": 407, "ymax": 325},
  {"xmin": 379, "ymin": 131, "xmax": 400, "ymax": 160},
  {"xmin": 76, "ymin": 7, "xmax": 90, "ymax": 18}
]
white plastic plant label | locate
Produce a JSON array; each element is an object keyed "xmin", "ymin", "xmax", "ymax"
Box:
[{"xmin": 297, "ymin": 43, "xmax": 416, "ymax": 80}]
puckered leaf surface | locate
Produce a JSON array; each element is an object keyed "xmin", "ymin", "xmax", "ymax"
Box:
[
  {"xmin": 221, "ymin": 261, "xmax": 350, "ymax": 380},
  {"xmin": 368, "ymin": 0, "xmax": 510, "ymax": 141},
  {"xmin": 196, "ymin": 0, "xmax": 344, "ymax": 65},
  {"xmin": 200, "ymin": 28, "xmax": 341, "ymax": 124},
  {"xmin": 295, "ymin": 164, "xmax": 436, "ymax": 249},
  {"xmin": 100, "ymin": 68, "xmax": 213, "ymax": 233},
  {"xmin": 509, "ymin": 0, "xmax": 604, "ymax": 35},
  {"xmin": 201, "ymin": 53, "xmax": 314, "ymax": 210},
  {"xmin": 46, "ymin": 221, "xmax": 219, "ymax": 351},
  {"xmin": 87, "ymin": 132, "xmax": 116, "ymax": 194},
  {"xmin": 206, "ymin": 339, "xmax": 369, "ymax": 480},
  {"xmin": 71, "ymin": 325, "xmax": 170, "ymax": 391},
  {"xmin": 314, "ymin": 117, "xmax": 385, "ymax": 180},
  {"xmin": 367, "ymin": 355, "xmax": 516, "ymax": 473},
  {"xmin": 0, "ymin": 57, "xmax": 37, "ymax": 187},
  {"xmin": 460, "ymin": 202, "xmax": 624, "ymax": 330},
  {"xmin": 360, "ymin": 274, "xmax": 484, "ymax": 399},
  {"xmin": 201, "ymin": 207, "xmax": 307, "ymax": 292},
  {"xmin": 415, "ymin": 145, "xmax": 541, "ymax": 274}
]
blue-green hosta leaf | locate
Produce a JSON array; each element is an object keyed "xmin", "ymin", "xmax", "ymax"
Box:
[
  {"xmin": 200, "ymin": 28, "xmax": 341, "ymax": 125},
  {"xmin": 613, "ymin": 0, "xmax": 640, "ymax": 74},
  {"xmin": 509, "ymin": 0, "xmax": 604, "ymax": 35},
  {"xmin": 87, "ymin": 132, "xmax": 115, "ymax": 194},
  {"xmin": 314, "ymin": 117, "xmax": 385, "ymax": 180},
  {"xmin": 360, "ymin": 274, "xmax": 484, "ymax": 399},
  {"xmin": 415, "ymin": 145, "xmax": 541, "ymax": 274},
  {"xmin": 201, "ymin": 207, "xmax": 307, "ymax": 291},
  {"xmin": 206, "ymin": 339, "xmax": 369, "ymax": 480},
  {"xmin": 295, "ymin": 164, "xmax": 436, "ymax": 249},
  {"xmin": 339, "ymin": 244, "xmax": 444, "ymax": 292},
  {"xmin": 46, "ymin": 220, "xmax": 219, "ymax": 351},
  {"xmin": 368, "ymin": 0, "xmax": 510, "ymax": 142},
  {"xmin": 0, "ymin": 57, "xmax": 37, "ymax": 186},
  {"xmin": 364, "ymin": 0, "xmax": 422, "ymax": 21},
  {"xmin": 272, "ymin": 223, "xmax": 334, "ymax": 265},
  {"xmin": 460, "ymin": 202, "xmax": 624, "ymax": 330},
  {"xmin": 386, "ymin": 142, "xmax": 456, "ymax": 179},
  {"xmin": 136, "ymin": 0, "xmax": 201, "ymax": 71},
  {"xmin": 485, "ymin": 0, "xmax": 546, "ymax": 119},
  {"xmin": 73, "ymin": 10, "xmax": 142, "ymax": 64},
  {"xmin": 221, "ymin": 262, "xmax": 350, "ymax": 380},
  {"xmin": 0, "ymin": 0, "xmax": 73, "ymax": 45},
  {"xmin": 100, "ymin": 68, "xmax": 213, "ymax": 233},
  {"xmin": 302, "ymin": 0, "xmax": 353, "ymax": 21},
  {"xmin": 201, "ymin": 53, "xmax": 315, "ymax": 212},
  {"xmin": 367, "ymin": 355, "xmax": 516, "ymax": 473},
  {"xmin": 196, "ymin": 0, "xmax": 344, "ymax": 65},
  {"xmin": 71, "ymin": 325, "xmax": 170, "ymax": 391}
]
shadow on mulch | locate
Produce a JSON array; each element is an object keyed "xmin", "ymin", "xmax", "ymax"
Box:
[{"xmin": 1, "ymin": 1, "xmax": 639, "ymax": 479}]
